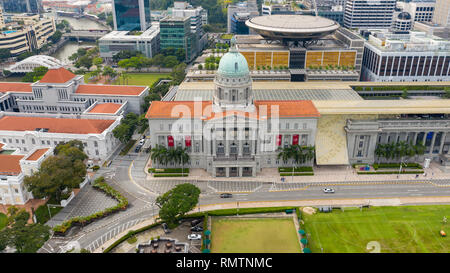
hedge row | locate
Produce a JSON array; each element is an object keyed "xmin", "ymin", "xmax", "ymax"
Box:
[
  {"xmin": 53, "ymin": 177, "xmax": 128, "ymax": 235},
  {"xmin": 153, "ymin": 173, "xmax": 189, "ymax": 177},
  {"xmin": 354, "ymin": 85, "xmax": 448, "ymax": 91},
  {"xmin": 103, "ymin": 221, "xmax": 161, "ymax": 253},
  {"xmin": 104, "ymin": 206, "xmax": 299, "ymax": 253},
  {"xmin": 280, "ymin": 173, "xmax": 314, "ymax": 176},
  {"xmin": 373, "ymin": 163, "xmax": 422, "ymax": 170},
  {"xmin": 278, "ymin": 167, "xmax": 313, "ymax": 172},
  {"xmin": 357, "ymin": 170, "xmax": 424, "ymax": 175},
  {"xmin": 148, "ymin": 168, "xmax": 190, "ymax": 174}
]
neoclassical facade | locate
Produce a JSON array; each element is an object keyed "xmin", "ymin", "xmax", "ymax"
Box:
[{"xmin": 147, "ymin": 40, "xmax": 320, "ymax": 177}]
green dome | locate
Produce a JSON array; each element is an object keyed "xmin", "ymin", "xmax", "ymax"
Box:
[{"xmin": 217, "ymin": 50, "xmax": 249, "ymax": 77}]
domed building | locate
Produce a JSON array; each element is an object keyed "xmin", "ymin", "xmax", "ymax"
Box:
[
  {"xmin": 146, "ymin": 37, "xmax": 320, "ymax": 177},
  {"xmin": 393, "ymin": 12, "xmax": 413, "ymax": 31}
]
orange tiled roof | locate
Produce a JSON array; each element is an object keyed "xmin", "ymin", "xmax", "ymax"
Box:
[
  {"xmin": 255, "ymin": 100, "xmax": 320, "ymax": 118},
  {"xmin": 145, "ymin": 100, "xmax": 320, "ymax": 119},
  {"xmin": 0, "ymin": 82, "xmax": 32, "ymax": 93},
  {"xmin": 0, "ymin": 154, "xmax": 24, "ymax": 175},
  {"xmin": 39, "ymin": 68, "xmax": 76, "ymax": 83},
  {"xmin": 0, "ymin": 143, "xmax": 4, "ymax": 151},
  {"xmin": 25, "ymin": 148, "xmax": 50, "ymax": 161},
  {"xmin": 0, "ymin": 116, "xmax": 116, "ymax": 134},
  {"xmin": 88, "ymin": 103, "xmax": 123, "ymax": 114},
  {"xmin": 76, "ymin": 85, "xmax": 147, "ymax": 96},
  {"xmin": 146, "ymin": 101, "xmax": 213, "ymax": 119}
]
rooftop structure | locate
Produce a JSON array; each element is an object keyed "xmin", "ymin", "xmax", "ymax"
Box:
[
  {"xmin": 7, "ymin": 55, "xmax": 65, "ymax": 73},
  {"xmin": 99, "ymin": 22, "xmax": 160, "ymax": 60},
  {"xmin": 246, "ymin": 15, "xmax": 340, "ymax": 43}
]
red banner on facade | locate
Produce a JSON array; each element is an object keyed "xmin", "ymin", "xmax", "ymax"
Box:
[
  {"xmin": 168, "ymin": 135, "xmax": 174, "ymax": 147},
  {"xmin": 185, "ymin": 136, "xmax": 191, "ymax": 147},
  {"xmin": 277, "ymin": 134, "xmax": 282, "ymax": 146},
  {"xmin": 293, "ymin": 134, "xmax": 299, "ymax": 145}
]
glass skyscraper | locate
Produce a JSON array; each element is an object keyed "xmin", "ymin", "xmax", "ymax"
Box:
[{"xmin": 112, "ymin": 0, "xmax": 151, "ymax": 31}]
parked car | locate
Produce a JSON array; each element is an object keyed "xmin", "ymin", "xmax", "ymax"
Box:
[
  {"xmin": 134, "ymin": 144, "xmax": 142, "ymax": 153},
  {"xmin": 188, "ymin": 234, "xmax": 202, "ymax": 240},
  {"xmin": 191, "ymin": 226, "xmax": 203, "ymax": 232},
  {"xmin": 139, "ymin": 138, "xmax": 146, "ymax": 145},
  {"xmin": 162, "ymin": 223, "xmax": 171, "ymax": 234},
  {"xmin": 191, "ymin": 219, "xmax": 202, "ymax": 227},
  {"xmin": 323, "ymin": 188, "xmax": 335, "ymax": 193},
  {"xmin": 220, "ymin": 193, "xmax": 233, "ymax": 198}
]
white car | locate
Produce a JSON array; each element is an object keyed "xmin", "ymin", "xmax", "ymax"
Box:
[
  {"xmin": 139, "ymin": 139, "xmax": 146, "ymax": 145},
  {"xmin": 323, "ymin": 188, "xmax": 335, "ymax": 193},
  {"xmin": 188, "ymin": 234, "xmax": 202, "ymax": 240}
]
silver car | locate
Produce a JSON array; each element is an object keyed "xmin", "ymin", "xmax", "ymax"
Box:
[{"xmin": 323, "ymin": 188, "xmax": 335, "ymax": 193}]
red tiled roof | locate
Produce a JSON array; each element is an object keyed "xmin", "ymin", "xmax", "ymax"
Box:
[
  {"xmin": 0, "ymin": 155, "xmax": 24, "ymax": 175},
  {"xmin": 145, "ymin": 100, "xmax": 320, "ymax": 119},
  {"xmin": 0, "ymin": 143, "xmax": 4, "ymax": 151},
  {"xmin": 25, "ymin": 148, "xmax": 50, "ymax": 161},
  {"xmin": 76, "ymin": 85, "xmax": 147, "ymax": 96},
  {"xmin": 39, "ymin": 68, "xmax": 76, "ymax": 83},
  {"xmin": 255, "ymin": 100, "xmax": 320, "ymax": 118},
  {"xmin": 0, "ymin": 116, "xmax": 116, "ymax": 134},
  {"xmin": 0, "ymin": 82, "xmax": 32, "ymax": 93},
  {"xmin": 88, "ymin": 103, "xmax": 123, "ymax": 114},
  {"xmin": 146, "ymin": 101, "xmax": 213, "ymax": 119}
]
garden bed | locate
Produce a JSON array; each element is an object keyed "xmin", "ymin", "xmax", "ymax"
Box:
[
  {"xmin": 153, "ymin": 173, "xmax": 189, "ymax": 177},
  {"xmin": 53, "ymin": 177, "xmax": 128, "ymax": 236},
  {"xmin": 148, "ymin": 168, "xmax": 190, "ymax": 174},
  {"xmin": 279, "ymin": 166, "xmax": 314, "ymax": 176}
]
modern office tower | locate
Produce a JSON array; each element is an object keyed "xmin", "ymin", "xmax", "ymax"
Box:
[
  {"xmin": 392, "ymin": 11, "xmax": 413, "ymax": 31},
  {"xmin": 160, "ymin": 16, "xmax": 197, "ymax": 62},
  {"xmin": 396, "ymin": 0, "xmax": 435, "ymax": 23},
  {"xmin": 231, "ymin": 12, "xmax": 251, "ymax": 34},
  {"xmin": 361, "ymin": 29, "xmax": 450, "ymax": 82},
  {"xmin": 261, "ymin": 2, "xmax": 293, "ymax": 15},
  {"xmin": 344, "ymin": 0, "xmax": 397, "ymax": 29},
  {"xmin": 433, "ymin": 0, "xmax": 450, "ymax": 26},
  {"xmin": 0, "ymin": 0, "xmax": 42, "ymax": 14},
  {"xmin": 112, "ymin": 0, "xmax": 151, "ymax": 31},
  {"xmin": 169, "ymin": 1, "xmax": 208, "ymax": 51},
  {"xmin": 227, "ymin": 1, "xmax": 259, "ymax": 33}
]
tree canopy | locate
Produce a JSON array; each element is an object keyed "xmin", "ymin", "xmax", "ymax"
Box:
[
  {"xmin": 0, "ymin": 206, "xmax": 50, "ymax": 253},
  {"xmin": 24, "ymin": 142, "xmax": 87, "ymax": 202},
  {"xmin": 156, "ymin": 183, "xmax": 201, "ymax": 228}
]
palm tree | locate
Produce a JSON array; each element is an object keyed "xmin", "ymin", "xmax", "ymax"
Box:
[
  {"xmin": 150, "ymin": 145, "xmax": 168, "ymax": 167},
  {"xmin": 176, "ymin": 146, "xmax": 190, "ymax": 176}
]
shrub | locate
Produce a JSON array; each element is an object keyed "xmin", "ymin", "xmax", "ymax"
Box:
[
  {"xmin": 280, "ymin": 173, "xmax": 314, "ymax": 176},
  {"xmin": 148, "ymin": 168, "xmax": 190, "ymax": 174},
  {"xmin": 127, "ymin": 236, "xmax": 137, "ymax": 244},
  {"xmin": 153, "ymin": 173, "xmax": 189, "ymax": 177},
  {"xmin": 278, "ymin": 167, "xmax": 313, "ymax": 172},
  {"xmin": 357, "ymin": 170, "xmax": 424, "ymax": 175}
]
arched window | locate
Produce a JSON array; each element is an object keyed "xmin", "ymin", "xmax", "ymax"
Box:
[{"xmin": 235, "ymin": 62, "xmax": 238, "ymax": 72}]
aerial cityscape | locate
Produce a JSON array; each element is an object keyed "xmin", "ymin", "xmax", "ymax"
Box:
[{"xmin": 0, "ymin": 0, "xmax": 449, "ymax": 260}]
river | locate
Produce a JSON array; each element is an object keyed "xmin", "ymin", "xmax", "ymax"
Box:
[{"xmin": 44, "ymin": 13, "xmax": 108, "ymax": 64}]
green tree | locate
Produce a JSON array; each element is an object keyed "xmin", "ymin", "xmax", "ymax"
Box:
[
  {"xmin": 24, "ymin": 146, "xmax": 87, "ymax": 203},
  {"xmin": 0, "ymin": 48, "xmax": 11, "ymax": 60},
  {"xmin": 54, "ymin": 140, "xmax": 88, "ymax": 163},
  {"xmin": 171, "ymin": 62, "xmax": 187, "ymax": 84},
  {"xmin": 112, "ymin": 112, "xmax": 139, "ymax": 143},
  {"xmin": 22, "ymin": 66, "xmax": 48, "ymax": 82},
  {"xmin": 163, "ymin": 55, "xmax": 179, "ymax": 68},
  {"xmin": 175, "ymin": 48, "xmax": 186, "ymax": 62},
  {"xmin": 93, "ymin": 57, "xmax": 103, "ymax": 69},
  {"xmin": 0, "ymin": 206, "xmax": 50, "ymax": 253},
  {"xmin": 401, "ymin": 88, "xmax": 409, "ymax": 99},
  {"xmin": 76, "ymin": 55, "xmax": 93, "ymax": 70},
  {"xmin": 443, "ymin": 87, "xmax": 450, "ymax": 98},
  {"xmin": 50, "ymin": 30, "xmax": 63, "ymax": 43},
  {"xmin": 156, "ymin": 183, "xmax": 201, "ymax": 228}
]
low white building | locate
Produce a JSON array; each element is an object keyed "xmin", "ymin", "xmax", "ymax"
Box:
[
  {"xmin": 0, "ymin": 67, "xmax": 149, "ymax": 114},
  {"xmin": 0, "ymin": 112, "xmax": 122, "ymax": 161},
  {"xmin": 7, "ymin": 55, "xmax": 66, "ymax": 73},
  {"xmin": 0, "ymin": 144, "xmax": 53, "ymax": 205}
]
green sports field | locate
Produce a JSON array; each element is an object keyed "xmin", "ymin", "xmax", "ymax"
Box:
[
  {"xmin": 210, "ymin": 217, "xmax": 301, "ymax": 253},
  {"xmin": 302, "ymin": 205, "xmax": 450, "ymax": 253},
  {"xmin": 114, "ymin": 73, "xmax": 171, "ymax": 86}
]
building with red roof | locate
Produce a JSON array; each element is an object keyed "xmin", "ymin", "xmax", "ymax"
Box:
[{"xmin": 0, "ymin": 67, "xmax": 148, "ymax": 114}]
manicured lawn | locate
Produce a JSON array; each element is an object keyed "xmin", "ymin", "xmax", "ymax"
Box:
[
  {"xmin": 114, "ymin": 73, "xmax": 171, "ymax": 86},
  {"xmin": 0, "ymin": 213, "xmax": 7, "ymax": 230},
  {"xmin": 302, "ymin": 205, "xmax": 450, "ymax": 253},
  {"xmin": 210, "ymin": 217, "xmax": 301, "ymax": 253}
]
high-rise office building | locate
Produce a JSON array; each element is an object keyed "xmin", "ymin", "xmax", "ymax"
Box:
[
  {"xmin": 227, "ymin": 1, "xmax": 259, "ymax": 33},
  {"xmin": 396, "ymin": 0, "xmax": 435, "ymax": 23},
  {"xmin": 1, "ymin": 0, "xmax": 41, "ymax": 14},
  {"xmin": 112, "ymin": 0, "xmax": 151, "ymax": 31},
  {"xmin": 160, "ymin": 16, "xmax": 197, "ymax": 62},
  {"xmin": 433, "ymin": 0, "xmax": 450, "ymax": 27},
  {"xmin": 344, "ymin": 0, "xmax": 397, "ymax": 29}
]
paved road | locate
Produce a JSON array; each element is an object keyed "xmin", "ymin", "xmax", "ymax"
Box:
[{"xmin": 38, "ymin": 146, "xmax": 450, "ymax": 253}]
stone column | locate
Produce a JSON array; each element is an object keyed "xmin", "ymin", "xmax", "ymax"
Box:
[
  {"xmin": 430, "ymin": 132, "xmax": 437, "ymax": 155},
  {"xmin": 439, "ymin": 132, "xmax": 447, "ymax": 154},
  {"xmin": 422, "ymin": 132, "xmax": 428, "ymax": 146},
  {"xmin": 226, "ymin": 167, "xmax": 229, "ymax": 177},
  {"xmin": 413, "ymin": 132, "xmax": 418, "ymax": 144}
]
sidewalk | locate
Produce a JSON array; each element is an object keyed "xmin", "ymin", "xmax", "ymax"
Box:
[
  {"xmin": 144, "ymin": 161, "xmax": 450, "ymax": 184},
  {"xmin": 94, "ymin": 195, "xmax": 450, "ymax": 253}
]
